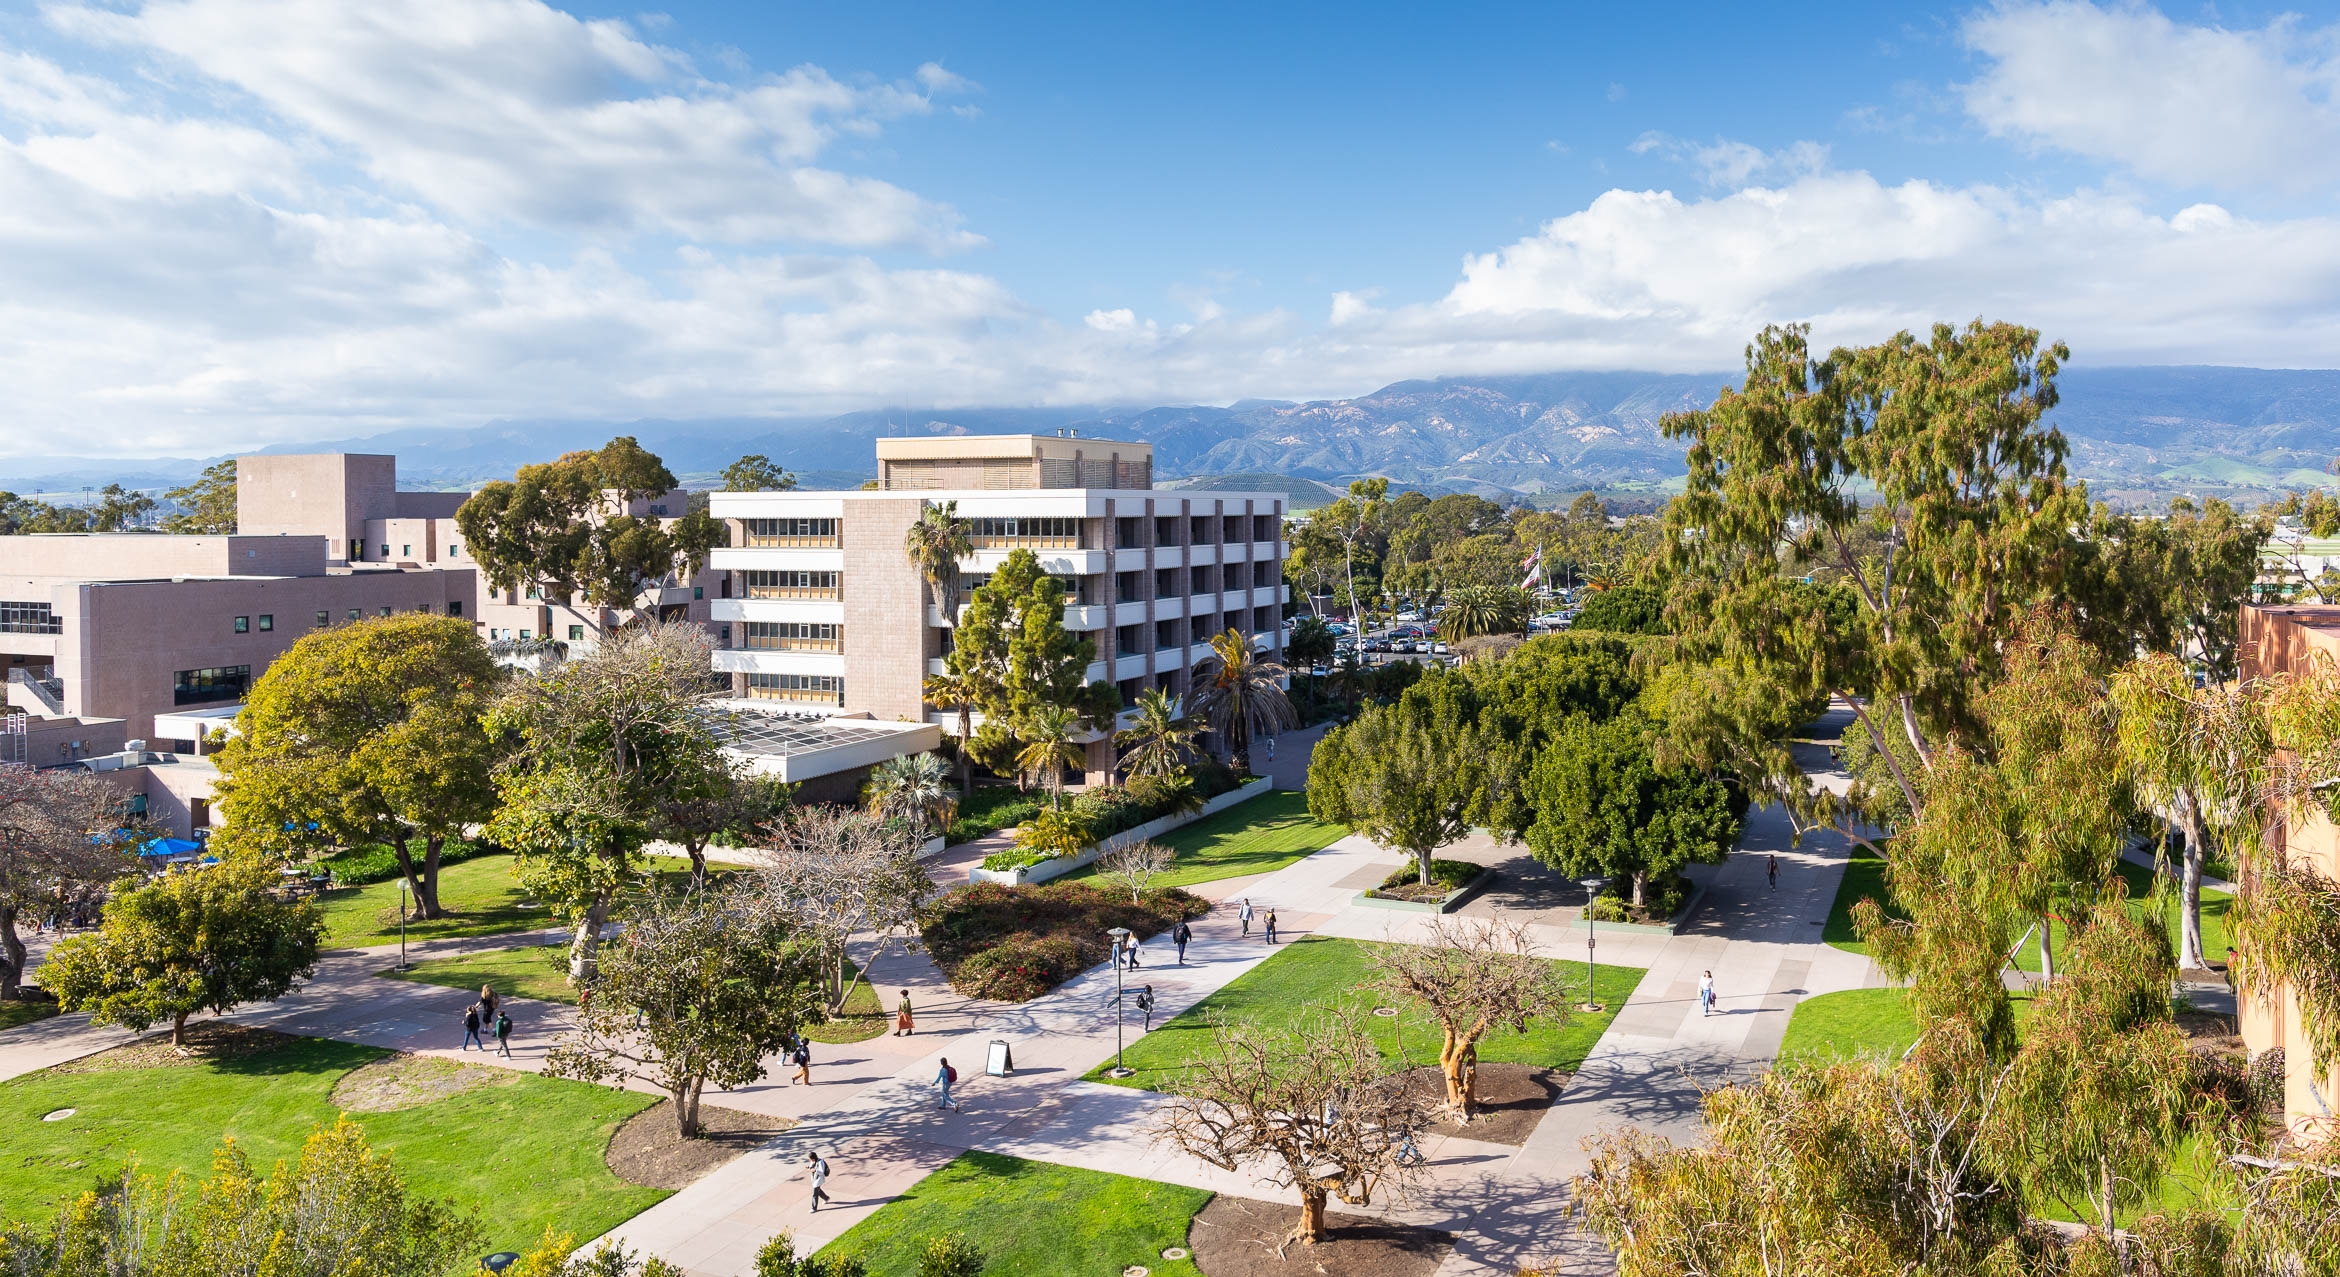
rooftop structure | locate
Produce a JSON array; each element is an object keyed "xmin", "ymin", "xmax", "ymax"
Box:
[{"xmin": 716, "ymin": 710, "xmax": 942, "ymax": 803}]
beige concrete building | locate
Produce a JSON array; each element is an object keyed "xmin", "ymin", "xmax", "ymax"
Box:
[
  {"xmin": 2236, "ymin": 603, "xmax": 2340, "ymax": 1140},
  {"xmin": 708, "ymin": 432, "xmax": 1288, "ymax": 778}
]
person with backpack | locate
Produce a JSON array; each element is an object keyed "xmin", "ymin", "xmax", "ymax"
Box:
[
  {"xmin": 934, "ymin": 1058, "xmax": 962, "ymax": 1112},
  {"xmin": 461, "ymin": 1002, "xmax": 483, "ymax": 1051},
  {"xmin": 1172, "ymin": 920, "xmax": 1191, "ymax": 965},
  {"xmin": 494, "ymin": 1010, "xmax": 514, "ymax": 1058},
  {"xmin": 1264, "ymin": 908, "xmax": 1278, "ymax": 944},
  {"xmin": 791, "ymin": 1036, "xmax": 813, "ymax": 1086},
  {"xmin": 807, "ymin": 1150, "xmax": 830, "ymax": 1212},
  {"xmin": 1136, "ymin": 985, "xmax": 1155, "ymax": 1031}
]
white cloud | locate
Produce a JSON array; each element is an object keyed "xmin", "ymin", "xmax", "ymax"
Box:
[
  {"xmin": 1631, "ymin": 131, "xmax": 1830, "ymax": 187},
  {"xmin": 1962, "ymin": 0, "xmax": 2340, "ymax": 191}
]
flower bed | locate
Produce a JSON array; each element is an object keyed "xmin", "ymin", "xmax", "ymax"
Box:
[
  {"xmin": 922, "ymin": 880, "xmax": 1209, "ymax": 1002},
  {"xmin": 1367, "ymin": 857, "xmax": 1482, "ymax": 902}
]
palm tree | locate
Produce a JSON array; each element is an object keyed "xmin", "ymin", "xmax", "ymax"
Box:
[
  {"xmin": 1115, "ymin": 688, "xmax": 1201, "ymax": 780},
  {"xmin": 902, "ymin": 500, "xmax": 974, "ymax": 622},
  {"xmin": 922, "ymin": 669, "xmax": 980, "ymax": 794},
  {"xmin": 1440, "ymin": 585, "xmax": 1525, "ymax": 643},
  {"xmin": 1015, "ymin": 704, "xmax": 1088, "ymax": 806},
  {"xmin": 867, "ymin": 751, "xmax": 956, "ymax": 841},
  {"xmin": 1190, "ymin": 628, "xmax": 1298, "ymax": 774}
]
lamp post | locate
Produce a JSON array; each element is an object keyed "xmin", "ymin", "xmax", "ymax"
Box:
[
  {"xmin": 1106, "ymin": 925, "xmax": 1134, "ymax": 1077},
  {"xmin": 397, "ymin": 875, "xmax": 411, "ymax": 972},
  {"xmin": 1578, "ymin": 877, "xmax": 1606, "ymax": 1012}
]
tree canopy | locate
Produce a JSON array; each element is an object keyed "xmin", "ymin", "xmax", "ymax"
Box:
[
  {"xmin": 455, "ymin": 437, "xmax": 722, "ymax": 623},
  {"xmin": 159, "ymin": 459, "xmax": 238, "ymax": 533},
  {"xmin": 720, "ymin": 454, "xmax": 796, "ymax": 492}
]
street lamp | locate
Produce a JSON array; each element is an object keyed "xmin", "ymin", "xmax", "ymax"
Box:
[
  {"xmin": 1578, "ymin": 877, "xmax": 1607, "ymax": 1012},
  {"xmin": 1105, "ymin": 925, "xmax": 1134, "ymax": 1077},
  {"xmin": 396, "ymin": 875, "xmax": 412, "ymax": 972}
]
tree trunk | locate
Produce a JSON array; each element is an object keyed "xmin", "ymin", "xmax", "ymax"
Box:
[
  {"xmin": 1417, "ymin": 848, "xmax": 1433, "ymax": 888},
  {"xmin": 2099, "ymin": 1157, "xmax": 2117, "ymax": 1247},
  {"xmin": 674, "ymin": 1075, "xmax": 705, "ymax": 1138},
  {"xmin": 569, "ymin": 894, "xmax": 612, "ymax": 982},
  {"xmin": 957, "ymin": 711, "xmax": 974, "ymax": 796},
  {"xmin": 1440, "ymin": 1029, "xmax": 1477, "ymax": 1115},
  {"xmin": 172, "ymin": 1009, "xmax": 189, "ymax": 1047},
  {"xmin": 2176, "ymin": 791, "xmax": 2210, "ymax": 971},
  {"xmin": 1295, "ymin": 1188, "xmax": 1328, "ymax": 1246},
  {"xmin": 2038, "ymin": 913, "xmax": 2056, "ymax": 984},
  {"xmin": 0, "ymin": 904, "xmax": 23, "ymax": 1002},
  {"xmin": 393, "ymin": 835, "xmax": 446, "ymax": 920},
  {"xmin": 1631, "ymin": 870, "xmax": 1647, "ymax": 910},
  {"xmin": 685, "ymin": 841, "xmax": 709, "ymax": 893}
]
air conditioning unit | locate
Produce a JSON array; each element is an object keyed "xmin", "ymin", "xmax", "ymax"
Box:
[{"xmin": 124, "ymin": 738, "xmax": 147, "ymax": 753}]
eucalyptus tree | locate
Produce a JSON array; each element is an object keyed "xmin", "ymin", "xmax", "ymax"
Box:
[{"xmin": 2109, "ymin": 652, "xmax": 2264, "ymax": 970}]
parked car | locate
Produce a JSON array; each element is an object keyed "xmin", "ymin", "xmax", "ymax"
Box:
[{"xmin": 1431, "ymin": 641, "xmax": 1450, "ymax": 655}]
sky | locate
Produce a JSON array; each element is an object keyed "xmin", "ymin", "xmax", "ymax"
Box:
[{"xmin": 3, "ymin": 0, "xmax": 2340, "ymax": 457}]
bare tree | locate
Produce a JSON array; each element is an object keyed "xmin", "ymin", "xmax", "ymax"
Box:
[
  {"xmin": 0, "ymin": 765, "xmax": 137, "ymax": 1001},
  {"xmin": 1097, "ymin": 839, "xmax": 1175, "ymax": 904},
  {"xmin": 753, "ymin": 806, "xmax": 930, "ymax": 1014},
  {"xmin": 1372, "ymin": 914, "xmax": 1572, "ymax": 1117},
  {"xmin": 1153, "ymin": 1008, "xmax": 1434, "ymax": 1246}
]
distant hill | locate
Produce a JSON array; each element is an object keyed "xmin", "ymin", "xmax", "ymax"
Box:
[{"xmin": 10, "ymin": 366, "xmax": 2340, "ymax": 505}]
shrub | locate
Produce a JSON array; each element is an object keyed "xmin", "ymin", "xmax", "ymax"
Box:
[
  {"xmin": 918, "ymin": 1235, "xmax": 986, "ymax": 1277},
  {"xmin": 1368, "ymin": 858, "xmax": 1483, "ymax": 902},
  {"xmin": 922, "ymin": 880, "xmax": 1210, "ymax": 1001},
  {"xmin": 945, "ymin": 787, "xmax": 1043, "ymax": 845},
  {"xmin": 314, "ymin": 839, "xmax": 494, "ymax": 887},
  {"xmin": 1583, "ymin": 874, "xmax": 1691, "ymax": 923},
  {"xmin": 951, "ymin": 935, "xmax": 1089, "ymax": 1001}
]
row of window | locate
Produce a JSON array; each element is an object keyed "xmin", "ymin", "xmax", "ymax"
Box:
[
  {"xmin": 746, "ymin": 673, "xmax": 843, "ymax": 704},
  {"xmin": 218, "ymin": 601, "xmax": 467, "ymax": 637},
  {"xmin": 969, "ymin": 516, "xmax": 1083, "ymax": 549},
  {"xmin": 1116, "ymin": 514, "xmax": 1281, "ymax": 549},
  {"xmin": 0, "ymin": 601, "xmax": 61, "ymax": 635},
  {"xmin": 742, "ymin": 518, "xmax": 839, "ymax": 548},
  {"xmin": 370, "ymin": 542, "xmax": 464, "ymax": 560},
  {"xmin": 173, "ymin": 665, "xmax": 251, "ymax": 706},
  {"xmin": 742, "ymin": 621, "xmax": 842, "ymax": 651},
  {"xmin": 741, "ymin": 570, "xmax": 841, "ymax": 599}
]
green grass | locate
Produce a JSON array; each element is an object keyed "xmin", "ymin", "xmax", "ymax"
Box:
[
  {"xmin": 1824, "ymin": 848, "xmax": 1895, "ymax": 956},
  {"xmin": 316, "ymin": 853, "xmax": 750, "ymax": 950},
  {"xmin": 1083, "ymin": 935, "xmax": 1643, "ymax": 1091},
  {"xmin": 815, "ymin": 1150, "xmax": 1207, "ymax": 1277},
  {"xmin": 380, "ymin": 944, "xmax": 576, "ymax": 1005},
  {"xmin": 2011, "ymin": 859, "xmax": 2234, "ymax": 975},
  {"xmin": 1062, "ymin": 789, "xmax": 1351, "ymax": 890},
  {"xmin": 1777, "ymin": 988, "xmax": 1921, "ymax": 1066},
  {"xmin": 0, "ymin": 996, "xmax": 58, "ymax": 1032},
  {"xmin": 0, "ymin": 1033, "xmax": 663, "ymax": 1247}
]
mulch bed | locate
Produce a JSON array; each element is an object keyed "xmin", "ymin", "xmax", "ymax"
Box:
[
  {"xmin": 1396, "ymin": 1063, "xmax": 1567, "ymax": 1147},
  {"xmin": 605, "ymin": 1100, "xmax": 794, "ymax": 1190},
  {"xmin": 1187, "ymin": 1194, "xmax": 1452, "ymax": 1277},
  {"xmin": 54, "ymin": 1022, "xmax": 301, "ymax": 1072},
  {"xmin": 332, "ymin": 1054, "xmax": 514, "ymax": 1112}
]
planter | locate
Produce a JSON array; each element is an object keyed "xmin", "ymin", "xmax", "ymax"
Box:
[
  {"xmin": 1576, "ymin": 882, "xmax": 1710, "ymax": 936},
  {"xmin": 1353, "ymin": 867, "xmax": 1495, "ymax": 914},
  {"xmin": 917, "ymin": 834, "xmax": 947, "ymax": 860},
  {"xmin": 968, "ymin": 777, "xmax": 1276, "ymax": 887}
]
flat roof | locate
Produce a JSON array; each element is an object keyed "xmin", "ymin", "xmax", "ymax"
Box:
[{"xmin": 714, "ymin": 708, "xmax": 941, "ymax": 782}]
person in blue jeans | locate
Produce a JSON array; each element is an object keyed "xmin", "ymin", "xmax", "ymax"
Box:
[
  {"xmin": 461, "ymin": 1003, "xmax": 484, "ymax": 1051},
  {"xmin": 934, "ymin": 1058, "xmax": 963, "ymax": 1112}
]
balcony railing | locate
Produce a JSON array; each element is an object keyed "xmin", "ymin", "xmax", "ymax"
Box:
[
  {"xmin": 744, "ymin": 584, "xmax": 841, "ymax": 600},
  {"xmin": 740, "ymin": 532, "xmax": 840, "ymax": 548},
  {"xmin": 743, "ymin": 635, "xmax": 843, "ymax": 652}
]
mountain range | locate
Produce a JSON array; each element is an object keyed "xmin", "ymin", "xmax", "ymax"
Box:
[{"xmin": 10, "ymin": 366, "xmax": 2340, "ymax": 507}]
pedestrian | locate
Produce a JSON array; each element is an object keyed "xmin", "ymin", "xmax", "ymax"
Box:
[
  {"xmin": 791, "ymin": 1035, "xmax": 812, "ymax": 1086},
  {"xmin": 1136, "ymin": 985, "xmax": 1155, "ymax": 1031},
  {"xmin": 1239, "ymin": 898, "xmax": 1253, "ymax": 937},
  {"xmin": 1766, "ymin": 855, "xmax": 1778, "ymax": 890},
  {"xmin": 934, "ymin": 1058, "xmax": 962, "ymax": 1112},
  {"xmin": 461, "ymin": 1003, "xmax": 483, "ymax": 1051},
  {"xmin": 1125, "ymin": 934, "xmax": 1143, "ymax": 969},
  {"xmin": 895, "ymin": 990, "xmax": 915, "ymax": 1037},
  {"xmin": 807, "ymin": 1150, "xmax": 830, "ymax": 1212},
  {"xmin": 495, "ymin": 1010, "xmax": 513, "ymax": 1058},
  {"xmin": 1699, "ymin": 970, "xmax": 1715, "ymax": 1017},
  {"xmin": 1265, "ymin": 735, "xmax": 1276, "ymax": 764},
  {"xmin": 1172, "ymin": 919, "xmax": 1191, "ymax": 965},
  {"xmin": 1264, "ymin": 908, "xmax": 1278, "ymax": 944},
  {"xmin": 478, "ymin": 984, "xmax": 500, "ymax": 1033}
]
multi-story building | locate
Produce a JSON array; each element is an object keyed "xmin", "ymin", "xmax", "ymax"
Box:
[
  {"xmin": 706, "ymin": 432, "xmax": 1289, "ymax": 781},
  {"xmin": 2236, "ymin": 602, "xmax": 2340, "ymax": 1140}
]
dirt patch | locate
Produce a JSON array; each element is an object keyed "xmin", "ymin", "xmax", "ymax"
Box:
[
  {"xmin": 1188, "ymin": 1194, "xmax": 1451, "ymax": 1277},
  {"xmin": 332, "ymin": 1053, "xmax": 515, "ymax": 1112},
  {"xmin": 2179, "ymin": 1009, "xmax": 2245, "ymax": 1066},
  {"xmin": 54, "ymin": 1022, "xmax": 302, "ymax": 1073},
  {"xmin": 1393, "ymin": 1063, "xmax": 1567, "ymax": 1147},
  {"xmin": 605, "ymin": 1100, "xmax": 794, "ymax": 1190}
]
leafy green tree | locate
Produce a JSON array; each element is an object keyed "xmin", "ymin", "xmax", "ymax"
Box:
[
  {"xmin": 1309, "ymin": 675, "xmax": 1490, "ymax": 886},
  {"xmin": 0, "ymin": 767, "xmax": 136, "ymax": 1002},
  {"xmin": 1319, "ymin": 478, "xmax": 1391, "ymax": 624},
  {"xmin": 2110, "ymin": 652, "xmax": 2263, "ymax": 970},
  {"xmin": 1015, "ymin": 704, "xmax": 1087, "ymax": 802},
  {"xmin": 485, "ymin": 621, "xmax": 729, "ymax": 977},
  {"xmin": 455, "ymin": 437, "xmax": 722, "ymax": 628},
  {"xmin": 547, "ymin": 883, "xmax": 825, "ymax": 1137},
  {"xmin": 1115, "ymin": 688, "xmax": 1200, "ymax": 780},
  {"xmin": 212, "ymin": 614, "xmax": 502, "ymax": 918},
  {"xmin": 90, "ymin": 483, "xmax": 156, "ymax": 532},
  {"xmin": 651, "ymin": 750, "xmax": 777, "ymax": 891},
  {"xmin": 721, "ymin": 454, "xmax": 796, "ymax": 492},
  {"xmin": 1437, "ymin": 585, "xmax": 1526, "ymax": 641},
  {"xmin": 1519, "ymin": 710, "xmax": 1744, "ymax": 910},
  {"xmin": 43, "ymin": 858, "xmax": 323, "ymax": 1045},
  {"xmin": 903, "ymin": 500, "xmax": 973, "ymax": 621},
  {"xmin": 865, "ymin": 751, "xmax": 954, "ymax": 839},
  {"xmin": 1569, "ymin": 583, "xmax": 1664, "ymax": 635},
  {"xmin": 1190, "ymin": 629, "xmax": 1296, "ymax": 773},
  {"xmin": 159, "ymin": 459, "xmax": 238, "ymax": 533},
  {"xmin": 1284, "ymin": 615, "xmax": 1336, "ymax": 668}
]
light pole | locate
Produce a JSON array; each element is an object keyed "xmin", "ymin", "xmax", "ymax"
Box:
[
  {"xmin": 1106, "ymin": 925, "xmax": 1134, "ymax": 1077},
  {"xmin": 1578, "ymin": 877, "xmax": 1606, "ymax": 1012},
  {"xmin": 397, "ymin": 875, "xmax": 412, "ymax": 972}
]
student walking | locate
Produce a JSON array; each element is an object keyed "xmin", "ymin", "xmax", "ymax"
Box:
[
  {"xmin": 1699, "ymin": 970, "xmax": 1716, "ymax": 1017},
  {"xmin": 1263, "ymin": 908, "xmax": 1278, "ymax": 944},
  {"xmin": 791, "ymin": 1036, "xmax": 813, "ymax": 1086},
  {"xmin": 1265, "ymin": 735, "xmax": 1276, "ymax": 764},
  {"xmin": 1172, "ymin": 920, "xmax": 1191, "ymax": 965},
  {"xmin": 895, "ymin": 990, "xmax": 915, "ymax": 1037},
  {"xmin": 807, "ymin": 1151, "xmax": 830, "ymax": 1212},
  {"xmin": 1239, "ymin": 898, "xmax": 1254, "ymax": 937},
  {"xmin": 934, "ymin": 1058, "xmax": 963, "ymax": 1112},
  {"xmin": 478, "ymin": 985, "xmax": 500, "ymax": 1032},
  {"xmin": 1136, "ymin": 985, "xmax": 1155, "ymax": 1031},
  {"xmin": 461, "ymin": 1003, "xmax": 484, "ymax": 1051},
  {"xmin": 494, "ymin": 1010, "xmax": 513, "ymax": 1058},
  {"xmin": 1124, "ymin": 934, "xmax": 1143, "ymax": 969},
  {"xmin": 1766, "ymin": 855, "xmax": 1778, "ymax": 890}
]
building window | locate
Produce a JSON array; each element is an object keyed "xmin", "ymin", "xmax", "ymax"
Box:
[
  {"xmin": 1254, "ymin": 561, "xmax": 1273, "ymax": 588},
  {"xmin": 257, "ymin": 614, "xmax": 273, "ymax": 632},
  {"xmin": 1190, "ymin": 516, "xmax": 1217, "ymax": 545},
  {"xmin": 0, "ymin": 602, "xmax": 62, "ymax": 636},
  {"xmin": 1116, "ymin": 570, "xmax": 1143, "ymax": 601},
  {"xmin": 447, "ymin": 601, "xmax": 463, "ymax": 617},
  {"xmin": 174, "ymin": 665, "xmax": 251, "ymax": 706},
  {"xmin": 746, "ymin": 673, "xmax": 844, "ymax": 704},
  {"xmin": 651, "ymin": 504, "xmax": 669, "ymax": 516},
  {"xmin": 1191, "ymin": 566, "xmax": 1216, "ymax": 595},
  {"xmin": 694, "ymin": 586, "xmax": 704, "ymax": 600},
  {"xmin": 346, "ymin": 609, "xmax": 361, "ymax": 622},
  {"xmin": 520, "ymin": 629, "xmax": 532, "ymax": 640},
  {"xmin": 233, "ymin": 616, "xmax": 250, "ymax": 634},
  {"xmin": 742, "ymin": 517, "xmax": 839, "ymax": 548},
  {"xmin": 718, "ymin": 624, "xmax": 731, "ymax": 646},
  {"xmin": 1155, "ymin": 567, "xmax": 1180, "ymax": 597},
  {"xmin": 377, "ymin": 606, "xmax": 392, "ymax": 618},
  {"xmin": 1254, "ymin": 515, "xmax": 1276, "ymax": 541},
  {"xmin": 1154, "ymin": 516, "xmax": 1181, "ymax": 546},
  {"xmin": 1156, "ymin": 619, "xmax": 1181, "ymax": 651},
  {"xmin": 379, "ymin": 544, "xmax": 389, "ymax": 558},
  {"xmin": 525, "ymin": 587, "xmax": 540, "ymax": 600},
  {"xmin": 400, "ymin": 544, "xmax": 411, "ymax": 558},
  {"xmin": 740, "ymin": 569, "xmax": 841, "ymax": 600},
  {"xmin": 568, "ymin": 625, "xmax": 585, "ymax": 641},
  {"xmin": 743, "ymin": 621, "xmax": 842, "ymax": 652},
  {"xmin": 1223, "ymin": 516, "xmax": 1246, "ymax": 544},
  {"xmin": 451, "ymin": 542, "xmax": 462, "ymax": 556},
  {"xmin": 1116, "ymin": 623, "xmax": 1143, "ymax": 653},
  {"xmin": 1115, "ymin": 517, "xmax": 1143, "ymax": 549},
  {"xmin": 968, "ymin": 516, "xmax": 1083, "ymax": 550},
  {"xmin": 315, "ymin": 611, "xmax": 330, "ymax": 628}
]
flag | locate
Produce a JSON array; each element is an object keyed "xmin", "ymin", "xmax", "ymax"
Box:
[{"xmin": 1520, "ymin": 543, "xmax": 1543, "ymax": 591}]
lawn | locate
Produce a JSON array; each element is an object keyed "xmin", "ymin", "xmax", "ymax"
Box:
[
  {"xmin": 1824, "ymin": 850, "xmax": 2229, "ymax": 971},
  {"xmin": 0, "ymin": 995, "xmax": 57, "ymax": 1032},
  {"xmin": 317, "ymin": 852, "xmax": 751, "ymax": 949},
  {"xmin": 1776, "ymin": 988, "xmax": 1921, "ymax": 1066},
  {"xmin": 1083, "ymin": 935, "xmax": 1643, "ymax": 1090},
  {"xmin": 0, "ymin": 1032, "xmax": 663, "ymax": 1249},
  {"xmin": 2010, "ymin": 858, "xmax": 2233, "ymax": 975},
  {"xmin": 1062, "ymin": 789, "xmax": 1351, "ymax": 890},
  {"xmin": 1823, "ymin": 848, "xmax": 1895, "ymax": 956},
  {"xmin": 815, "ymin": 1150, "xmax": 1208, "ymax": 1277}
]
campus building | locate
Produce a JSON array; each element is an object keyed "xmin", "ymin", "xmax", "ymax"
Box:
[
  {"xmin": 706, "ymin": 432, "xmax": 1289, "ymax": 779},
  {"xmin": 2236, "ymin": 602, "xmax": 2340, "ymax": 1140}
]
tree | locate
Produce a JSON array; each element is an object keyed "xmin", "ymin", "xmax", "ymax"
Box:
[
  {"xmin": 1014, "ymin": 704, "xmax": 1087, "ymax": 803},
  {"xmin": 1436, "ymin": 585, "xmax": 1526, "ymax": 641},
  {"xmin": 90, "ymin": 483, "xmax": 156, "ymax": 532},
  {"xmin": 1320, "ymin": 479, "xmax": 1390, "ymax": 625},
  {"xmin": 159, "ymin": 459, "xmax": 238, "ymax": 533},
  {"xmin": 922, "ymin": 669, "xmax": 981, "ymax": 795},
  {"xmin": 652, "ymin": 752, "xmax": 783, "ymax": 892},
  {"xmin": 903, "ymin": 500, "xmax": 974, "ymax": 622},
  {"xmin": 485, "ymin": 621, "xmax": 730, "ymax": 978},
  {"xmin": 753, "ymin": 806, "xmax": 930, "ymax": 1015},
  {"xmin": 1114, "ymin": 688, "xmax": 1200, "ymax": 780},
  {"xmin": 212, "ymin": 614, "xmax": 502, "ymax": 919},
  {"xmin": 1153, "ymin": 1007, "xmax": 1433, "ymax": 1246},
  {"xmin": 43, "ymin": 858, "xmax": 322, "ymax": 1045},
  {"xmin": 1569, "ymin": 583, "xmax": 1665, "ymax": 635},
  {"xmin": 455, "ymin": 437, "xmax": 722, "ymax": 628},
  {"xmin": 1372, "ymin": 915, "xmax": 1571, "ymax": 1116},
  {"xmin": 1518, "ymin": 710, "xmax": 1745, "ymax": 910},
  {"xmin": 1098, "ymin": 840, "xmax": 1173, "ymax": 903},
  {"xmin": 2109, "ymin": 652, "xmax": 2262, "ymax": 971},
  {"xmin": 721, "ymin": 454, "xmax": 796, "ymax": 492},
  {"xmin": 1285, "ymin": 615, "xmax": 1336, "ymax": 668},
  {"xmin": 1309, "ymin": 678, "xmax": 1489, "ymax": 887},
  {"xmin": 866, "ymin": 751, "xmax": 955, "ymax": 840},
  {"xmin": 547, "ymin": 884, "xmax": 824, "ymax": 1138},
  {"xmin": 1188, "ymin": 628, "xmax": 1296, "ymax": 773},
  {"xmin": 0, "ymin": 766, "xmax": 136, "ymax": 1002}
]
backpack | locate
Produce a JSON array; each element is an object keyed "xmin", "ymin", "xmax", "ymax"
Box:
[
  {"xmin": 497, "ymin": 1013, "xmax": 512, "ymax": 1036},
  {"xmin": 944, "ymin": 1064, "xmax": 958, "ymax": 1084}
]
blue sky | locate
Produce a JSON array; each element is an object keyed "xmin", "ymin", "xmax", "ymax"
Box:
[{"xmin": 2, "ymin": 0, "xmax": 2339, "ymax": 456}]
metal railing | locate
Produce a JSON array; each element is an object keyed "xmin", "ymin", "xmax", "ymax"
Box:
[{"xmin": 8, "ymin": 670, "xmax": 64, "ymax": 716}]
